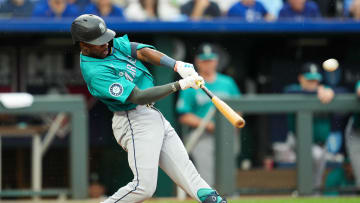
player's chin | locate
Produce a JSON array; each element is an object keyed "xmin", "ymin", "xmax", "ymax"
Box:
[
  {"xmin": 101, "ymin": 50, "xmax": 109, "ymax": 58},
  {"xmin": 98, "ymin": 53, "xmax": 107, "ymax": 59}
]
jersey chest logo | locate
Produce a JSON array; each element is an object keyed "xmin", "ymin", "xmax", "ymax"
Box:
[{"xmin": 109, "ymin": 83, "xmax": 123, "ymax": 97}]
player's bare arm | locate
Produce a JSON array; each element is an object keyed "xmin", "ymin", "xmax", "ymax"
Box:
[
  {"xmin": 135, "ymin": 47, "xmax": 199, "ymax": 78},
  {"xmin": 179, "ymin": 113, "xmax": 215, "ymax": 133},
  {"xmin": 135, "ymin": 47, "xmax": 165, "ymax": 66}
]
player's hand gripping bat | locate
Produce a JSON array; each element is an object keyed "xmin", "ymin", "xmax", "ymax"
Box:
[{"xmin": 196, "ymin": 81, "xmax": 245, "ymax": 128}]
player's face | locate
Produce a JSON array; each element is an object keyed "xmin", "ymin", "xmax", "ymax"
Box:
[
  {"xmin": 82, "ymin": 42, "xmax": 109, "ymax": 59},
  {"xmin": 195, "ymin": 58, "xmax": 218, "ymax": 76},
  {"xmin": 299, "ymin": 75, "xmax": 319, "ymax": 91}
]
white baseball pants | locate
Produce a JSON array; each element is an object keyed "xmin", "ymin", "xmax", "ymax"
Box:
[{"xmin": 101, "ymin": 105, "xmax": 210, "ymax": 203}]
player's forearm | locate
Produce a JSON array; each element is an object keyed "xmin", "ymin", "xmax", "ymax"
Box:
[
  {"xmin": 137, "ymin": 48, "xmax": 172, "ymax": 68},
  {"xmin": 179, "ymin": 113, "xmax": 203, "ymax": 128},
  {"xmin": 180, "ymin": 113, "xmax": 215, "ymax": 132},
  {"xmin": 127, "ymin": 82, "xmax": 180, "ymax": 105}
]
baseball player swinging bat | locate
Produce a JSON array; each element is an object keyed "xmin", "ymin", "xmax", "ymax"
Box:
[{"xmin": 197, "ymin": 81, "xmax": 245, "ymax": 128}]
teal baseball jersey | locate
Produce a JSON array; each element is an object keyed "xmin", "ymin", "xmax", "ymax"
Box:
[
  {"xmin": 80, "ymin": 35, "xmax": 155, "ymax": 112},
  {"xmin": 176, "ymin": 73, "xmax": 241, "ymax": 118}
]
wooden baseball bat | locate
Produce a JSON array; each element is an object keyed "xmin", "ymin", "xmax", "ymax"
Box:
[{"xmin": 197, "ymin": 81, "xmax": 245, "ymax": 128}]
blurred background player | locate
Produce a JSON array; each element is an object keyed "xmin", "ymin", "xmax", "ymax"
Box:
[
  {"xmin": 176, "ymin": 43, "xmax": 241, "ymax": 186},
  {"xmin": 324, "ymin": 158, "xmax": 355, "ymax": 196},
  {"xmin": 284, "ymin": 62, "xmax": 335, "ymax": 189}
]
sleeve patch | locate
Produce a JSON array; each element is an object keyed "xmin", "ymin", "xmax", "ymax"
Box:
[{"xmin": 109, "ymin": 83, "xmax": 124, "ymax": 97}]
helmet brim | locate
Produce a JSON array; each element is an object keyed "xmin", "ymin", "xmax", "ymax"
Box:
[{"xmin": 86, "ymin": 28, "xmax": 115, "ymax": 45}]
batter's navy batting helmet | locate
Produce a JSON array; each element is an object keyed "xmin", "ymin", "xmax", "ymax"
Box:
[{"xmin": 71, "ymin": 14, "xmax": 115, "ymax": 45}]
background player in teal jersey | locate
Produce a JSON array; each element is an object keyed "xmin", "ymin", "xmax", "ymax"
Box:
[
  {"xmin": 284, "ymin": 62, "xmax": 335, "ymax": 189},
  {"xmin": 176, "ymin": 43, "xmax": 241, "ymax": 186},
  {"xmin": 71, "ymin": 14, "xmax": 227, "ymax": 203}
]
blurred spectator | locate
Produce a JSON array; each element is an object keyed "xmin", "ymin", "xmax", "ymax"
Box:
[
  {"xmin": 176, "ymin": 43, "xmax": 241, "ymax": 186},
  {"xmin": 257, "ymin": 0, "xmax": 283, "ymax": 18},
  {"xmin": 180, "ymin": 0, "xmax": 221, "ymax": 20},
  {"xmin": 314, "ymin": 0, "xmax": 340, "ymax": 17},
  {"xmin": 227, "ymin": 0, "xmax": 274, "ymax": 22},
  {"xmin": 284, "ymin": 62, "xmax": 335, "ymax": 188},
  {"xmin": 124, "ymin": 0, "xmax": 157, "ymax": 20},
  {"xmin": 345, "ymin": 80, "xmax": 360, "ymax": 189},
  {"xmin": 112, "ymin": 0, "xmax": 126, "ymax": 7},
  {"xmin": 157, "ymin": 0, "xmax": 185, "ymax": 20},
  {"xmin": 84, "ymin": 0, "xmax": 124, "ymax": 18},
  {"xmin": 324, "ymin": 158, "xmax": 355, "ymax": 196},
  {"xmin": 0, "ymin": 0, "xmax": 33, "ymax": 17},
  {"xmin": 345, "ymin": 0, "xmax": 360, "ymax": 20},
  {"xmin": 68, "ymin": 0, "xmax": 90, "ymax": 12},
  {"xmin": 344, "ymin": 0, "xmax": 352, "ymax": 13},
  {"xmin": 279, "ymin": 0, "xmax": 321, "ymax": 20},
  {"xmin": 212, "ymin": 0, "xmax": 237, "ymax": 15},
  {"xmin": 32, "ymin": 0, "xmax": 79, "ymax": 17}
]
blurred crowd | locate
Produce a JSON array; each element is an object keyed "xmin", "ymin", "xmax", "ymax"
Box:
[{"xmin": 1, "ymin": 0, "xmax": 360, "ymax": 20}]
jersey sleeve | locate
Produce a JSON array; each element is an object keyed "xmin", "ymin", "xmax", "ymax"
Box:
[
  {"xmin": 176, "ymin": 89, "xmax": 196, "ymax": 114},
  {"xmin": 113, "ymin": 35, "xmax": 156, "ymax": 58},
  {"xmin": 112, "ymin": 35, "xmax": 132, "ymax": 56},
  {"xmin": 89, "ymin": 69, "xmax": 135, "ymax": 104}
]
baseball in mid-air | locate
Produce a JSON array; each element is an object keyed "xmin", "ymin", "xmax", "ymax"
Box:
[{"xmin": 322, "ymin": 58, "xmax": 339, "ymax": 72}]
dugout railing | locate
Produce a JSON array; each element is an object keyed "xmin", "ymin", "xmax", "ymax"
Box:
[
  {"xmin": 215, "ymin": 94, "xmax": 360, "ymax": 196},
  {"xmin": 0, "ymin": 95, "xmax": 88, "ymax": 199}
]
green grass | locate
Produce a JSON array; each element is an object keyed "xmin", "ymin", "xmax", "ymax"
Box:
[
  {"xmin": 1, "ymin": 197, "xmax": 359, "ymax": 203},
  {"xmin": 146, "ymin": 197, "xmax": 360, "ymax": 203}
]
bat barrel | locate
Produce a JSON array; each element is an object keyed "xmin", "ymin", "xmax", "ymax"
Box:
[
  {"xmin": 234, "ymin": 117, "xmax": 245, "ymax": 128},
  {"xmin": 212, "ymin": 96, "xmax": 245, "ymax": 129}
]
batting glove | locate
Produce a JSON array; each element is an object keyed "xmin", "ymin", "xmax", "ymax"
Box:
[
  {"xmin": 174, "ymin": 61, "xmax": 198, "ymax": 79},
  {"xmin": 179, "ymin": 75, "xmax": 204, "ymax": 90}
]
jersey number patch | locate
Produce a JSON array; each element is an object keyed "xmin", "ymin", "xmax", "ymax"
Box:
[{"xmin": 109, "ymin": 83, "xmax": 123, "ymax": 97}]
